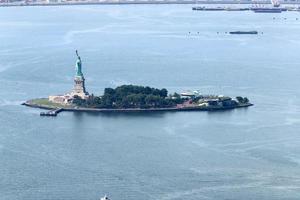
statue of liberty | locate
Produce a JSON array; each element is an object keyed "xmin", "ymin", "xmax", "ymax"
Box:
[
  {"xmin": 72, "ymin": 50, "xmax": 88, "ymax": 97},
  {"xmin": 75, "ymin": 50, "xmax": 83, "ymax": 77}
]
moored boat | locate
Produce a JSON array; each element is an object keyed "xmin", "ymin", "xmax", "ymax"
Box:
[
  {"xmin": 251, "ymin": 7, "xmax": 287, "ymax": 13},
  {"xmin": 229, "ymin": 31, "xmax": 258, "ymax": 34},
  {"xmin": 192, "ymin": 6, "xmax": 250, "ymax": 11},
  {"xmin": 100, "ymin": 195, "xmax": 110, "ymax": 200}
]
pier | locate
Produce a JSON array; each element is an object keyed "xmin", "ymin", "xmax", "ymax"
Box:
[{"xmin": 40, "ymin": 108, "xmax": 63, "ymax": 117}]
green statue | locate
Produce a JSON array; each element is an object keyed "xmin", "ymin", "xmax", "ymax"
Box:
[{"xmin": 75, "ymin": 50, "xmax": 83, "ymax": 77}]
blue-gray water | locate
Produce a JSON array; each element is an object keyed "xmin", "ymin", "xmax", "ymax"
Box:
[{"xmin": 1, "ymin": 5, "xmax": 300, "ymax": 200}]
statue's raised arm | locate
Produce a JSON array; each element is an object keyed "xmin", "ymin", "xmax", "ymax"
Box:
[{"xmin": 76, "ymin": 50, "xmax": 80, "ymax": 60}]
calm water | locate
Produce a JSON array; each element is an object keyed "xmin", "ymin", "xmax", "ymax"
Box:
[{"xmin": 1, "ymin": 5, "xmax": 300, "ymax": 200}]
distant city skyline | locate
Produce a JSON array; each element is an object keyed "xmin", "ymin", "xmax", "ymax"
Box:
[{"xmin": 1, "ymin": 0, "xmax": 300, "ymax": 5}]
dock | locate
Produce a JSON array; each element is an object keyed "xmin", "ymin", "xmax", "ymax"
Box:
[{"xmin": 40, "ymin": 108, "xmax": 63, "ymax": 117}]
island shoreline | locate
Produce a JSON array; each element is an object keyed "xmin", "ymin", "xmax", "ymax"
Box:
[{"xmin": 22, "ymin": 99, "xmax": 253, "ymax": 114}]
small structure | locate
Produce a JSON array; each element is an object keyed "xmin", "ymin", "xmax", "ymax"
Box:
[
  {"xmin": 180, "ymin": 90, "xmax": 200, "ymax": 99},
  {"xmin": 49, "ymin": 50, "xmax": 89, "ymax": 104}
]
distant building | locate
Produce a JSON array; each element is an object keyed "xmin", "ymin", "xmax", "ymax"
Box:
[{"xmin": 180, "ymin": 90, "xmax": 200, "ymax": 99}]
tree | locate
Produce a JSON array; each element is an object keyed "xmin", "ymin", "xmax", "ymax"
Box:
[
  {"xmin": 72, "ymin": 95, "xmax": 86, "ymax": 107},
  {"xmin": 236, "ymin": 96, "xmax": 244, "ymax": 103},
  {"xmin": 101, "ymin": 94, "xmax": 113, "ymax": 108},
  {"xmin": 236, "ymin": 96, "xmax": 249, "ymax": 104},
  {"xmin": 160, "ymin": 88, "xmax": 168, "ymax": 98},
  {"xmin": 104, "ymin": 88, "xmax": 115, "ymax": 96},
  {"xmin": 74, "ymin": 85, "xmax": 180, "ymax": 109}
]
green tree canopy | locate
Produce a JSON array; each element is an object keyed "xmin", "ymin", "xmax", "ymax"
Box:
[{"xmin": 72, "ymin": 85, "xmax": 182, "ymax": 109}]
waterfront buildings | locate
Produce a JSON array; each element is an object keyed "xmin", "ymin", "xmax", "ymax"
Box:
[{"xmin": 1, "ymin": 0, "xmax": 300, "ymax": 5}]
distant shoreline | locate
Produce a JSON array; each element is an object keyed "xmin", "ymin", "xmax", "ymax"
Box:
[{"xmin": 1, "ymin": 1, "xmax": 299, "ymax": 7}]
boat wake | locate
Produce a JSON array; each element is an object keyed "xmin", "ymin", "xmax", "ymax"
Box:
[{"xmin": 0, "ymin": 99, "xmax": 23, "ymax": 107}]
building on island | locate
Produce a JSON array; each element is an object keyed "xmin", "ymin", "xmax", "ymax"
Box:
[{"xmin": 49, "ymin": 50, "xmax": 89, "ymax": 104}]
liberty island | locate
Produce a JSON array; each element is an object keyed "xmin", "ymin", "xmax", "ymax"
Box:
[
  {"xmin": 3, "ymin": 5, "xmax": 300, "ymax": 200},
  {"xmin": 23, "ymin": 51, "xmax": 253, "ymax": 116}
]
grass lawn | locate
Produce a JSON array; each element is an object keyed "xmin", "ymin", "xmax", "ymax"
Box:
[{"xmin": 30, "ymin": 98, "xmax": 67, "ymax": 108}]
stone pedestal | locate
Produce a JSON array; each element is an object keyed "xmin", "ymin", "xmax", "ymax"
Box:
[
  {"xmin": 48, "ymin": 75, "xmax": 89, "ymax": 104},
  {"xmin": 70, "ymin": 76, "xmax": 89, "ymax": 99}
]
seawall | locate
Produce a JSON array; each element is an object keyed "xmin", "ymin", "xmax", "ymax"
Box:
[{"xmin": 22, "ymin": 101, "xmax": 253, "ymax": 114}]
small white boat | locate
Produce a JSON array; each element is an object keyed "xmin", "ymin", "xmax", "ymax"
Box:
[{"xmin": 100, "ymin": 195, "xmax": 110, "ymax": 200}]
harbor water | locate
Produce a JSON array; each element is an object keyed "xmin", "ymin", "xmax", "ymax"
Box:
[{"xmin": 1, "ymin": 5, "xmax": 300, "ymax": 200}]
